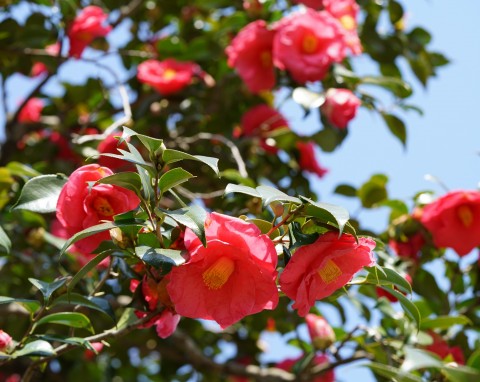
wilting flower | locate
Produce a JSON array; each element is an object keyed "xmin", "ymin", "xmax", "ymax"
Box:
[
  {"xmin": 276, "ymin": 354, "xmax": 334, "ymax": 382},
  {"xmin": 226, "ymin": 20, "xmax": 276, "ymax": 93},
  {"xmin": 321, "ymin": 88, "xmax": 361, "ymax": 128},
  {"xmin": 296, "ymin": 142, "xmax": 328, "ymax": 178},
  {"xmin": 68, "ymin": 6, "xmax": 112, "ymax": 58},
  {"xmin": 97, "ymin": 133, "xmax": 133, "ymax": 171},
  {"xmin": 0, "ymin": 330, "xmax": 12, "ymax": 352},
  {"xmin": 31, "ymin": 43, "xmax": 61, "ymax": 77},
  {"xmin": 56, "ymin": 164, "xmax": 140, "ymax": 253},
  {"xmin": 305, "ymin": 314, "xmax": 336, "ymax": 350},
  {"xmin": 18, "ymin": 98, "xmax": 43, "ymax": 124},
  {"xmin": 280, "ymin": 232, "xmax": 375, "ymax": 316},
  {"xmin": 239, "ymin": 104, "xmax": 289, "ymax": 153},
  {"xmin": 167, "ymin": 212, "xmax": 279, "ymax": 328},
  {"xmin": 273, "ymin": 9, "xmax": 348, "ymax": 83},
  {"xmin": 137, "ymin": 58, "xmax": 201, "ymax": 95},
  {"xmin": 425, "ymin": 332, "xmax": 465, "ymax": 364},
  {"xmin": 420, "ymin": 190, "xmax": 480, "ymax": 256}
]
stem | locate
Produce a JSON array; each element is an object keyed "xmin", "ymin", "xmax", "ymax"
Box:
[{"xmin": 267, "ymin": 204, "xmax": 304, "ymax": 237}]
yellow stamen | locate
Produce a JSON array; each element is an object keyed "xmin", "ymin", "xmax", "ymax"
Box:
[
  {"xmin": 340, "ymin": 15, "xmax": 356, "ymax": 31},
  {"xmin": 302, "ymin": 34, "xmax": 318, "ymax": 54},
  {"xmin": 457, "ymin": 205, "xmax": 474, "ymax": 227},
  {"xmin": 93, "ymin": 196, "xmax": 114, "ymax": 217},
  {"xmin": 202, "ymin": 257, "xmax": 235, "ymax": 290},
  {"xmin": 317, "ymin": 259, "xmax": 342, "ymax": 284},
  {"xmin": 163, "ymin": 69, "xmax": 177, "ymax": 80},
  {"xmin": 260, "ymin": 51, "xmax": 272, "ymax": 68}
]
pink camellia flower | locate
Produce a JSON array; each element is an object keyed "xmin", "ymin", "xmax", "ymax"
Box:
[
  {"xmin": 292, "ymin": 0, "xmax": 323, "ymax": 9},
  {"xmin": 67, "ymin": 6, "xmax": 112, "ymax": 58},
  {"xmin": 425, "ymin": 332, "xmax": 465, "ymax": 365},
  {"xmin": 323, "ymin": 0, "xmax": 362, "ymax": 55},
  {"xmin": 31, "ymin": 43, "xmax": 61, "ymax": 77},
  {"xmin": 321, "ymin": 88, "xmax": 361, "ymax": 129},
  {"xmin": 276, "ymin": 354, "xmax": 334, "ymax": 382},
  {"xmin": 167, "ymin": 212, "xmax": 279, "ymax": 328},
  {"xmin": 376, "ymin": 273, "xmax": 412, "ymax": 303},
  {"xmin": 18, "ymin": 98, "xmax": 43, "ymax": 123},
  {"xmin": 0, "ymin": 330, "xmax": 12, "ymax": 351},
  {"xmin": 273, "ymin": 9, "xmax": 348, "ymax": 84},
  {"xmin": 296, "ymin": 141, "xmax": 328, "ymax": 178},
  {"xmin": 238, "ymin": 104, "xmax": 289, "ymax": 153},
  {"xmin": 84, "ymin": 342, "xmax": 104, "ymax": 360},
  {"xmin": 226, "ymin": 20, "xmax": 276, "ymax": 94},
  {"xmin": 97, "ymin": 133, "xmax": 134, "ymax": 171},
  {"xmin": 137, "ymin": 58, "xmax": 201, "ymax": 96},
  {"xmin": 305, "ymin": 314, "xmax": 336, "ymax": 350},
  {"xmin": 280, "ymin": 232, "xmax": 375, "ymax": 316},
  {"xmin": 419, "ymin": 190, "xmax": 480, "ymax": 256},
  {"xmin": 389, "ymin": 232, "xmax": 425, "ymax": 262},
  {"xmin": 56, "ymin": 164, "xmax": 140, "ymax": 253}
]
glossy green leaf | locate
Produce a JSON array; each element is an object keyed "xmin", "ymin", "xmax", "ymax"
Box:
[
  {"xmin": 67, "ymin": 251, "xmax": 112, "ymax": 294},
  {"xmin": 362, "ymin": 76, "xmax": 412, "ymax": 98},
  {"xmin": 334, "ymin": 184, "xmax": 357, "ymax": 197},
  {"xmin": 28, "ymin": 277, "xmax": 67, "ymax": 304},
  {"xmin": 121, "ymin": 126, "xmax": 164, "ymax": 156},
  {"xmin": 358, "ymin": 174, "xmax": 388, "ymax": 208},
  {"xmin": 401, "ymin": 347, "xmax": 443, "ymax": 372},
  {"xmin": 12, "ymin": 340, "xmax": 56, "ymax": 358},
  {"xmin": 51, "ymin": 293, "xmax": 115, "ymax": 322},
  {"xmin": 34, "ymin": 312, "xmax": 94, "ymax": 333},
  {"xmin": 0, "ymin": 296, "xmax": 41, "ymax": 315},
  {"xmin": 467, "ymin": 349, "xmax": 480, "ymax": 370},
  {"xmin": 368, "ymin": 362, "xmax": 423, "ymax": 382},
  {"xmin": 0, "ymin": 225, "xmax": 11, "ymax": 253},
  {"xmin": 97, "ymin": 172, "xmax": 142, "ymax": 195},
  {"xmin": 364, "ymin": 266, "xmax": 412, "ymax": 294},
  {"xmin": 301, "ymin": 196, "xmax": 350, "ymax": 235},
  {"xmin": 162, "ymin": 149, "xmax": 219, "ymax": 175},
  {"xmin": 159, "ymin": 168, "xmax": 194, "ymax": 194},
  {"xmin": 135, "ymin": 246, "xmax": 185, "ymax": 275},
  {"xmin": 224, "ymin": 183, "xmax": 261, "ymax": 198},
  {"xmin": 382, "ymin": 113, "xmax": 407, "ymax": 147},
  {"xmin": 379, "ymin": 286, "xmax": 421, "ymax": 326},
  {"xmin": 420, "ymin": 315, "xmax": 472, "ymax": 330},
  {"xmin": 257, "ymin": 186, "xmax": 302, "ymax": 206},
  {"xmin": 161, "ymin": 205, "xmax": 207, "ymax": 245},
  {"xmin": 13, "ymin": 174, "xmax": 67, "ymax": 213}
]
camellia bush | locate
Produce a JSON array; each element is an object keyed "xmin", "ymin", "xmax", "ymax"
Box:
[{"xmin": 0, "ymin": 0, "xmax": 479, "ymax": 381}]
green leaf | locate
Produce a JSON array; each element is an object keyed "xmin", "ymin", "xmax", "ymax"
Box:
[
  {"xmin": 364, "ymin": 266, "xmax": 412, "ymax": 294},
  {"xmin": 100, "ymin": 148, "xmax": 152, "ymax": 169},
  {"xmin": 13, "ymin": 174, "xmax": 67, "ymax": 213},
  {"xmin": 51, "ymin": 293, "xmax": 115, "ymax": 322},
  {"xmin": 28, "ymin": 277, "xmax": 68, "ymax": 304},
  {"xmin": 300, "ymin": 196, "xmax": 350, "ymax": 235},
  {"xmin": 121, "ymin": 126, "xmax": 164, "ymax": 156},
  {"xmin": 97, "ymin": 172, "xmax": 142, "ymax": 195},
  {"xmin": 135, "ymin": 246, "xmax": 185, "ymax": 275},
  {"xmin": 159, "ymin": 168, "xmax": 195, "ymax": 194},
  {"xmin": 162, "ymin": 149, "xmax": 219, "ymax": 176},
  {"xmin": 67, "ymin": 251, "xmax": 112, "ymax": 294},
  {"xmin": 0, "ymin": 296, "xmax": 41, "ymax": 315},
  {"xmin": 257, "ymin": 186, "xmax": 302, "ymax": 206},
  {"xmin": 368, "ymin": 362, "xmax": 423, "ymax": 382},
  {"xmin": 401, "ymin": 347, "xmax": 443, "ymax": 372},
  {"xmin": 334, "ymin": 184, "xmax": 357, "ymax": 197},
  {"xmin": 442, "ymin": 365, "xmax": 480, "ymax": 382},
  {"xmin": 34, "ymin": 312, "xmax": 94, "ymax": 333},
  {"xmin": 161, "ymin": 206, "xmax": 207, "ymax": 245},
  {"xmin": 420, "ymin": 315, "xmax": 472, "ymax": 330},
  {"xmin": 361, "ymin": 76, "xmax": 412, "ymax": 98},
  {"xmin": 467, "ymin": 349, "xmax": 480, "ymax": 370},
  {"xmin": 382, "ymin": 113, "xmax": 407, "ymax": 147},
  {"xmin": 358, "ymin": 174, "xmax": 389, "ymax": 208},
  {"xmin": 0, "ymin": 225, "xmax": 11, "ymax": 253},
  {"xmin": 12, "ymin": 340, "xmax": 56, "ymax": 358},
  {"xmin": 224, "ymin": 183, "xmax": 261, "ymax": 198},
  {"xmin": 379, "ymin": 286, "xmax": 421, "ymax": 326},
  {"xmin": 116, "ymin": 308, "xmax": 138, "ymax": 331}
]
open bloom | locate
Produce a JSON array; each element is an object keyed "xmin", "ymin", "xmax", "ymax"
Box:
[
  {"xmin": 273, "ymin": 9, "xmax": 348, "ymax": 83},
  {"xmin": 276, "ymin": 354, "xmax": 334, "ymax": 382},
  {"xmin": 297, "ymin": 141, "xmax": 328, "ymax": 178},
  {"xmin": 18, "ymin": 98, "xmax": 43, "ymax": 123},
  {"xmin": 0, "ymin": 330, "xmax": 12, "ymax": 351},
  {"xmin": 68, "ymin": 6, "xmax": 112, "ymax": 58},
  {"xmin": 292, "ymin": 0, "xmax": 323, "ymax": 9},
  {"xmin": 306, "ymin": 314, "xmax": 336, "ymax": 350},
  {"xmin": 56, "ymin": 164, "xmax": 140, "ymax": 253},
  {"xmin": 226, "ymin": 20, "xmax": 276, "ymax": 93},
  {"xmin": 239, "ymin": 104, "xmax": 289, "ymax": 153},
  {"xmin": 420, "ymin": 190, "xmax": 480, "ymax": 256},
  {"xmin": 280, "ymin": 232, "xmax": 375, "ymax": 316},
  {"xmin": 137, "ymin": 58, "xmax": 200, "ymax": 95},
  {"xmin": 321, "ymin": 88, "xmax": 361, "ymax": 128},
  {"xmin": 167, "ymin": 212, "xmax": 279, "ymax": 328}
]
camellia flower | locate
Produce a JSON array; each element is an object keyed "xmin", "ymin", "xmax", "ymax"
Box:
[
  {"xmin": 137, "ymin": 58, "xmax": 201, "ymax": 95},
  {"xmin": 305, "ymin": 314, "xmax": 336, "ymax": 350},
  {"xmin": 425, "ymin": 332, "xmax": 465, "ymax": 364},
  {"xmin": 238, "ymin": 104, "xmax": 289, "ymax": 153},
  {"xmin": 321, "ymin": 88, "xmax": 361, "ymax": 129},
  {"xmin": 376, "ymin": 273, "xmax": 412, "ymax": 303},
  {"xmin": 419, "ymin": 190, "xmax": 480, "ymax": 256},
  {"xmin": 84, "ymin": 342, "xmax": 104, "ymax": 360},
  {"xmin": 292, "ymin": 0, "xmax": 323, "ymax": 9},
  {"xmin": 0, "ymin": 329, "xmax": 12, "ymax": 351},
  {"xmin": 18, "ymin": 98, "xmax": 43, "ymax": 124},
  {"xmin": 226, "ymin": 20, "xmax": 276, "ymax": 94},
  {"xmin": 56, "ymin": 164, "xmax": 140, "ymax": 253},
  {"xmin": 276, "ymin": 354, "xmax": 334, "ymax": 382},
  {"xmin": 389, "ymin": 232, "xmax": 425, "ymax": 262},
  {"xmin": 323, "ymin": 0, "xmax": 362, "ymax": 55},
  {"xmin": 280, "ymin": 232, "xmax": 376, "ymax": 316},
  {"xmin": 97, "ymin": 133, "xmax": 134, "ymax": 171},
  {"xmin": 68, "ymin": 6, "xmax": 112, "ymax": 58},
  {"xmin": 296, "ymin": 141, "xmax": 328, "ymax": 178},
  {"xmin": 31, "ymin": 43, "xmax": 61, "ymax": 77},
  {"xmin": 167, "ymin": 212, "xmax": 279, "ymax": 328},
  {"xmin": 273, "ymin": 9, "xmax": 348, "ymax": 83}
]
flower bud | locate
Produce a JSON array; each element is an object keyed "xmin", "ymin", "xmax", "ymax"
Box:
[
  {"xmin": 0, "ymin": 330, "xmax": 13, "ymax": 352},
  {"xmin": 305, "ymin": 314, "xmax": 335, "ymax": 350}
]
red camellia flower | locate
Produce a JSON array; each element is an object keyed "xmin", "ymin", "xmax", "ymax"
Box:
[
  {"xmin": 56, "ymin": 164, "xmax": 140, "ymax": 253},
  {"xmin": 97, "ymin": 133, "xmax": 133, "ymax": 171},
  {"xmin": 323, "ymin": 0, "xmax": 362, "ymax": 55},
  {"xmin": 18, "ymin": 98, "xmax": 43, "ymax": 123},
  {"xmin": 226, "ymin": 20, "xmax": 276, "ymax": 94},
  {"xmin": 321, "ymin": 88, "xmax": 361, "ymax": 129},
  {"xmin": 239, "ymin": 104, "xmax": 289, "ymax": 153},
  {"xmin": 276, "ymin": 354, "xmax": 334, "ymax": 382},
  {"xmin": 137, "ymin": 58, "xmax": 200, "ymax": 95},
  {"xmin": 273, "ymin": 9, "xmax": 348, "ymax": 83},
  {"xmin": 84, "ymin": 342, "xmax": 104, "ymax": 360},
  {"xmin": 425, "ymin": 332, "xmax": 465, "ymax": 364},
  {"xmin": 296, "ymin": 141, "xmax": 328, "ymax": 178},
  {"xmin": 305, "ymin": 314, "xmax": 336, "ymax": 350},
  {"xmin": 389, "ymin": 232, "xmax": 425, "ymax": 262},
  {"xmin": 167, "ymin": 212, "xmax": 279, "ymax": 328},
  {"xmin": 0, "ymin": 330, "xmax": 12, "ymax": 351},
  {"xmin": 31, "ymin": 43, "xmax": 61, "ymax": 77},
  {"xmin": 280, "ymin": 232, "xmax": 375, "ymax": 316},
  {"xmin": 293, "ymin": 0, "xmax": 323, "ymax": 9},
  {"xmin": 420, "ymin": 190, "xmax": 480, "ymax": 256},
  {"xmin": 67, "ymin": 6, "xmax": 112, "ymax": 58}
]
